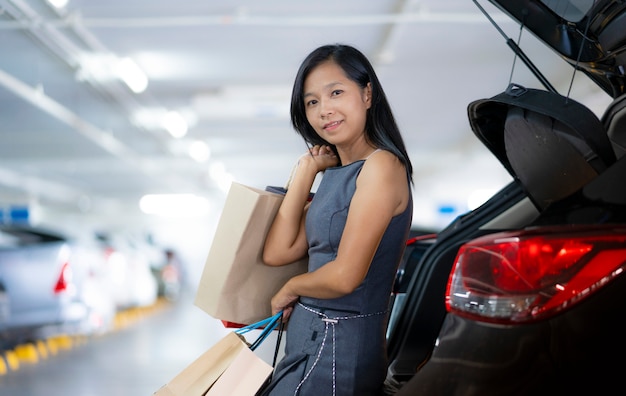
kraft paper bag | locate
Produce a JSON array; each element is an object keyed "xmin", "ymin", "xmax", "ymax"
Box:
[
  {"xmin": 153, "ymin": 332, "xmax": 246, "ymax": 396},
  {"xmin": 205, "ymin": 346, "xmax": 274, "ymax": 396},
  {"xmin": 194, "ymin": 182, "xmax": 308, "ymax": 324}
]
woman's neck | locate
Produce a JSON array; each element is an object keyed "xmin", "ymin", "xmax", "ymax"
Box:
[
  {"xmin": 338, "ymin": 148, "xmax": 378, "ymax": 165},
  {"xmin": 336, "ymin": 141, "xmax": 377, "ymax": 165}
]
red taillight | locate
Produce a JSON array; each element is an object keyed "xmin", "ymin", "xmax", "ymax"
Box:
[
  {"xmin": 103, "ymin": 247, "xmax": 115, "ymax": 259},
  {"xmin": 445, "ymin": 225, "xmax": 626, "ymax": 324},
  {"xmin": 54, "ymin": 262, "xmax": 72, "ymax": 294}
]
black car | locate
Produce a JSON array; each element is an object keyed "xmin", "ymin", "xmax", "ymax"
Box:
[{"xmin": 386, "ymin": 1, "xmax": 626, "ymax": 395}]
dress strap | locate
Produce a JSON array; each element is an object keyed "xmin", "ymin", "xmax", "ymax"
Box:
[{"xmin": 365, "ymin": 148, "xmax": 383, "ymax": 160}]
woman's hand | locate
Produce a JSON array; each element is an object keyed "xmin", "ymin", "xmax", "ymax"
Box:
[
  {"xmin": 299, "ymin": 145, "xmax": 338, "ymax": 173},
  {"xmin": 271, "ymin": 282, "xmax": 299, "ymax": 322}
]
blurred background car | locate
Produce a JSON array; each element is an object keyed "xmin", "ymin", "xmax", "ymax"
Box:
[
  {"xmin": 0, "ymin": 224, "xmax": 116, "ymax": 349},
  {"xmin": 151, "ymin": 248, "xmax": 184, "ymax": 302},
  {"xmin": 94, "ymin": 231, "xmax": 160, "ymax": 310}
]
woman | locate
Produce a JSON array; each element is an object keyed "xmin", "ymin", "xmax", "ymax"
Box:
[{"xmin": 262, "ymin": 44, "xmax": 413, "ymax": 395}]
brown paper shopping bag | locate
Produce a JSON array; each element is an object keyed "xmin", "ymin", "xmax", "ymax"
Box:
[
  {"xmin": 155, "ymin": 313, "xmax": 283, "ymax": 396},
  {"xmin": 205, "ymin": 346, "xmax": 274, "ymax": 396},
  {"xmin": 153, "ymin": 332, "xmax": 246, "ymax": 396},
  {"xmin": 194, "ymin": 182, "xmax": 308, "ymax": 324}
]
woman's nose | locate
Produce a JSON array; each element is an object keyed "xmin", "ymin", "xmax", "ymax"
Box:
[{"xmin": 319, "ymin": 100, "xmax": 333, "ymax": 117}]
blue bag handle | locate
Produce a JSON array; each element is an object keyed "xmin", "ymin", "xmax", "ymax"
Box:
[{"xmin": 235, "ymin": 311, "xmax": 283, "ymax": 351}]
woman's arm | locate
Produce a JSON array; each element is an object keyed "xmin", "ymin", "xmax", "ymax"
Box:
[
  {"xmin": 271, "ymin": 150, "xmax": 410, "ymax": 317},
  {"xmin": 263, "ymin": 145, "xmax": 338, "ymax": 266}
]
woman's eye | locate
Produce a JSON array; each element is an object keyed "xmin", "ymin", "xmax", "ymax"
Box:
[
  {"xmin": 331, "ymin": 90, "xmax": 343, "ymax": 96},
  {"xmin": 306, "ymin": 99, "xmax": 318, "ymax": 106}
]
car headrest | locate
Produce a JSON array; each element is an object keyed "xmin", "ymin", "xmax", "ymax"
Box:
[{"xmin": 468, "ymin": 84, "xmax": 616, "ymax": 210}]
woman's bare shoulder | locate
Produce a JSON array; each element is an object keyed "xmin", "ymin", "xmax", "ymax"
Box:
[{"xmin": 362, "ymin": 149, "xmax": 406, "ymax": 177}]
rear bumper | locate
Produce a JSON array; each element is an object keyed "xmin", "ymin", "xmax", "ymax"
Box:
[{"xmin": 396, "ymin": 271, "xmax": 626, "ymax": 395}]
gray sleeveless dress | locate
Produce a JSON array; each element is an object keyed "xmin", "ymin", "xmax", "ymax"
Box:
[{"xmin": 262, "ymin": 155, "xmax": 413, "ymax": 396}]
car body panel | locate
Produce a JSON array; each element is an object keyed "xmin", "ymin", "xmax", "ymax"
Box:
[
  {"xmin": 487, "ymin": 0, "xmax": 626, "ymax": 98},
  {"xmin": 386, "ymin": 182, "xmax": 531, "ymax": 383},
  {"xmin": 397, "ymin": 256, "xmax": 626, "ymax": 395},
  {"xmin": 95, "ymin": 232, "xmax": 159, "ymax": 310},
  {"xmin": 0, "ymin": 229, "xmax": 78, "ymax": 329},
  {"xmin": 0, "ymin": 225, "xmax": 116, "ymax": 346},
  {"xmin": 387, "ymin": 0, "xmax": 626, "ymax": 393}
]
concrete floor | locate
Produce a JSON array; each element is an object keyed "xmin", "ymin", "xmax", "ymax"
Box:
[{"xmin": 0, "ymin": 291, "xmax": 282, "ymax": 396}]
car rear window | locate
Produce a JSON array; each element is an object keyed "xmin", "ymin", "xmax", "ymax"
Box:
[
  {"xmin": 0, "ymin": 227, "xmax": 64, "ymax": 248},
  {"xmin": 0, "ymin": 230, "xmax": 20, "ymax": 248},
  {"xmin": 542, "ymin": 0, "xmax": 594, "ymax": 22}
]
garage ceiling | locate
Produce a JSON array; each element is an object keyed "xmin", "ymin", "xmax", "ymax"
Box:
[{"xmin": 0, "ymin": 0, "xmax": 609, "ymax": 261}]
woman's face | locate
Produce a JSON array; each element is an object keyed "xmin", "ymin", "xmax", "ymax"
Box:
[{"xmin": 302, "ymin": 61, "xmax": 371, "ymax": 147}]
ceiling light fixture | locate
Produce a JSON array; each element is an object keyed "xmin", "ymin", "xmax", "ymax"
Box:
[
  {"xmin": 189, "ymin": 141, "xmax": 211, "ymax": 162},
  {"xmin": 139, "ymin": 194, "xmax": 210, "ymax": 217},
  {"xmin": 116, "ymin": 57, "xmax": 148, "ymax": 93},
  {"xmin": 46, "ymin": 0, "xmax": 69, "ymax": 9},
  {"xmin": 162, "ymin": 111, "xmax": 188, "ymax": 138},
  {"xmin": 77, "ymin": 53, "xmax": 149, "ymax": 94}
]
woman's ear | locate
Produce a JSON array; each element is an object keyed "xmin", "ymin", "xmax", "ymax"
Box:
[{"xmin": 364, "ymin": 83, "xmax": 372, "ymax": 108}]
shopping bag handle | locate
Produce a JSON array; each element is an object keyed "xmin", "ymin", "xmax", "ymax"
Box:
[
  {"xmin": 234, "ymin": 311, "xmax": 282, "ymax": 335},
  {"xmin": 235, "ymin": 311, "xmax": 283, "ymax": 351}
]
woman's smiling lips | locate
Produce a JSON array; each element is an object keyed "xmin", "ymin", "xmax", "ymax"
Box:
[{"xmin": 323, "ymin": 120, "xmax": 342, "ymax": 131}]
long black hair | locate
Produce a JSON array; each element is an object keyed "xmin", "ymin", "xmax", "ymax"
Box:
[{"xmin": 290, "ymin": 44, "xmax": 413, "ymax": 181}]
